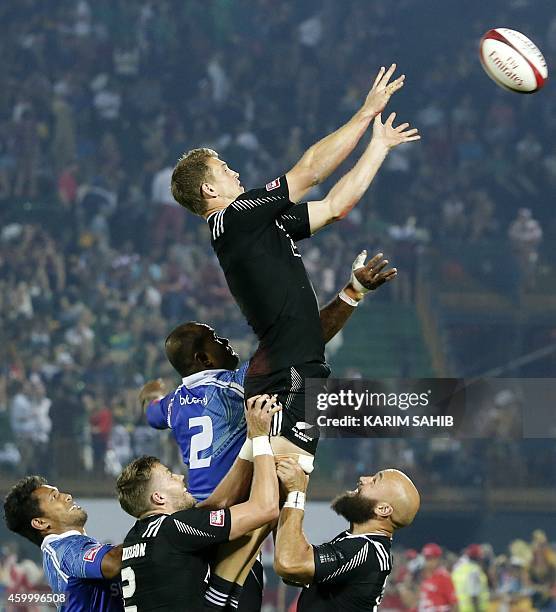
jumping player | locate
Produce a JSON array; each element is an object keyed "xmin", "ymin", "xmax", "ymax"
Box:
[
  {"xmin": 4, "ymin": 478, "xmax": 123, "ymax": 611},
  {"xmin": 170, "ymin": 64, "xmax": 419, "ymax": 465},
  {"xmin": 274, "ymin": 461, "xmax": 420, "ymax": 611},
  {"xmin": 139, "ymin": 252, "xmax": 396, "ymax": 609},
  {"xmin": 116, "ymin": 395, "xmax": 280, "ymax": 612},
  {"xmin": 140, "ymin": 250, "xmax": 397, "ymax": 500}
]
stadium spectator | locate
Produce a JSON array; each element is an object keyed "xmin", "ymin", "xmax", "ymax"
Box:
[
  {"xmin": 508, "ymin": 208, "xmax": 543, "ymax": 290},
  {"xmin": 418, "ymin": 543, "xmax": 458, "ymax": 612},
  {"xmin": 452, "ymin": 545, "xmax": 490, "ymax": 612}
]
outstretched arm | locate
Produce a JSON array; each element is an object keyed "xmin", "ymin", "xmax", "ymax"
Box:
[
  {"xmin": 307, "ymin": 112, "xmax": 420, "ymax": 233},
  {"xmin": 101, "ymin": 545, "xmax": 123, "ymax": 580},
  {"xmin": 273, "ymin": 459, "xmax": 314, "ymax": 584},
  {"xmin": 320, "ymin": 251, "xmax": 397, "ymax": 343},
  {"xmin": 286, "ymin": 65, "xmax": 404, "ymax": 202}
]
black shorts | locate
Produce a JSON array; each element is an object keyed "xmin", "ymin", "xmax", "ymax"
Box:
[
  {"xmin": 244, "ymin": 361, "xmax": 331, "ymax": 455},
  {"xmin": 237, "ymin": 558, "xmax": 263, "ymax": 611}
]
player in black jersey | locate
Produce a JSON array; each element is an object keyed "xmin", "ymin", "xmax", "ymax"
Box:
[
  {"xmin": 171, "ymin": 64, "xmax": 419, "ymax": 463},
  {"xmin": 116, "ymin": 395, "xmax": 281, "ymax": 612},
  {"xmin": 138, "ymin": 251, "xmax": 397, "ymax": 611},
  {"xmin": 274, "ymin": 460, "xmax": 420, "ymax": 611}
]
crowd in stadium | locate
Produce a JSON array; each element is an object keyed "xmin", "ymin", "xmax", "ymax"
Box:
[
  {"xmin": 2, "ymin": 0, "xmax": 555, "ymax": 485},
  {"xmin": 1, "ymin": 530, "xmax": 555, "ymax": 611}
]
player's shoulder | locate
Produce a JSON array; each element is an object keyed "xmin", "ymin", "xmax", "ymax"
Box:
[
  {"xmin": 331, "ymin": 532, "xmax": 391, "ymax": 566},
  {"xmin": 183, "ymin": 368, "xmax": 244, "ymax": 398},
  {"xmin": 233, "ymin": 175, "xmax": 290, "ymax": 204},
  {"xmin": 42, "ymin": 531, "xmax": 98, "ymax": 554},
  {"xmin": 165, "ymin": 507, "xmax": 220, "ymax": 536}
]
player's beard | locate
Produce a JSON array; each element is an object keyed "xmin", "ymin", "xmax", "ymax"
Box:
[{"xmin": 331, "ymin": 490, "xmax": 378, "ymax": 524}]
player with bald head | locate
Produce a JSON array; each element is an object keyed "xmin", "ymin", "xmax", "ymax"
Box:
[{"xmin": 274, "ymin": 461, "xmax": 420, "ymax": 611}]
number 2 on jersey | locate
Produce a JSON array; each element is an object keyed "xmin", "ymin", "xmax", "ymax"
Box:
[
  {"xmin": 189, "ymin": 416, "xmax": 213, "ymax": 468},
  {"xmin": 121, "ymin": 566, "xmax": 137, "ymax": 612}
]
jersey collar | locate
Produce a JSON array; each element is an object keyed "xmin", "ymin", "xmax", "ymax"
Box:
[
  {"xmin": 344, "ymin": 531, "xmax": 393, "ymax": 540},
  {"xmin": 182, "ymin": 369, "xmax": 229, "ymax": 386},
  {"xmin": 41, "ymin": 529, "xmax": 84, "ymax": 551}
]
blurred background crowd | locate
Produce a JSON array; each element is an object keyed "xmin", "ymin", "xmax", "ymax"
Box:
[
  {"xmin": 1, "ymin": 0, "xmax": 555, "ymax": 608},
  {"xmin": 1, "ymin": 0, "xmax": 555, "ymax": 485}
]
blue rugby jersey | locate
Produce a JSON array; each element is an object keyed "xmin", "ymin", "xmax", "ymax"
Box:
[
  {"xmin": 146, "ymin": 362, "xmax": 248, "ymax": 501},
  {"xmin": 41, "ymin": 531, "xmax": 123, "ymax": 611}
]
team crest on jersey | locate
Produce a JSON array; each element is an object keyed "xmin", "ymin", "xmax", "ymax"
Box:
[
  {"xmin": 265, "ymin": 178, "xmax": 280, "ymax": 191},
  {"xmin": 210, "ymin": 510, "xmax": 225, "ymax": 527},
  {"xmin": 83, "ymin": 544, "xmax": 102, "ymax": 563}
]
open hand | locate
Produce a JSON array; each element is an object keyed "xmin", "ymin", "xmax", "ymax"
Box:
[
  {"xmin": 372, "ymin": 112, "xmax": 420, "ymax": 150},
  {"xmin": 352, "ymin": 251, "xmax": 397, "ymax": 292},
  {"xmin": 139, "ymin": 379, "xmax": 166, "ymax": 409},
  {"xmin": 362, "ymin": 64, "xmax": 405, "ymax": 118}
]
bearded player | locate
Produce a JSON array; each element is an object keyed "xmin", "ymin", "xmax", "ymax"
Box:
[
  {"xmin": 139, "ymin": 252, "xmax": 397, "ymax": 609},
  {"xmin": 274, "ymin": 461, "xmax": 420, "ymax": 611},
  {"xmin": 170, "ymin": 64, "xmax": 419, "ymax": 468}
]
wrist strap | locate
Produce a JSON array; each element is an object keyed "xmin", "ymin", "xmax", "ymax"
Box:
[
  {"xmin": 339, "ymin": 290, "xmax": 360, "ymax": 307},
  {"xmin": 252, "ymin": 436, "xmax": 273, "ymax": 457},
  {"xmin": 351, "ymin": 275, "xmax": 370, "ymax": 294},
  {"xmin": 238, "ymin": 438, "xmax": 253, "ymax": 461},
  {"xmin": 284, "ymin": 491, "xmax": 306, "ymax": 510}
]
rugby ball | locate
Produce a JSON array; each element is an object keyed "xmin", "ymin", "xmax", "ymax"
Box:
[{"xmin": 479, "ymin": 28, "xmax": 548, "ymax": 93}]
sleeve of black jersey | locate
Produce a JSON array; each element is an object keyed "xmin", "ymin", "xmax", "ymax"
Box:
[
  {"xmin": 279, "ymin": 202, "xmax": 311, "ymax": 241},
  {"xmin": 166, "ymin": 508, "xmax": 231, "ymax": 552},
  {"xmin": 226, "ymin": 175, "xmax": 295, "ymax": 230},
  {"xmin": 312, "ymin": 537, "xmax": 388, "ymax": 585}
]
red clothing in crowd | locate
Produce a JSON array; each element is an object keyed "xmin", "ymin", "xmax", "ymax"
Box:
[
  {"xmin": 418, "ymin": 567, "xmax": 457, "ymax": 612},
  {"xmin": 90, "ymin": 407, "xmax": 113, "ymax": 442}
]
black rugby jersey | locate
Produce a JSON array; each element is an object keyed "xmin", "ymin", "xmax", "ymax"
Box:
[
  {"xmin": 121, "ymin": 508, "xmax": 230, "ymax": 611},
  {"xmin": 207, "ymin": 176, "xmax": 325, "ymax": 376},
  {"xmin": 298, "ymin": 532, "xmax": 392, "ymax": 612}
]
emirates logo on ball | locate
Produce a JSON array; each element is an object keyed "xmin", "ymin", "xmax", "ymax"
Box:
[{"xmin": 479, "ymin": 28, "xmax": 548, "ymax": 93}]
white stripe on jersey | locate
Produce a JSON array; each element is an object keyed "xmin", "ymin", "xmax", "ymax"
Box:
[
  {"xmin": 230, "ymin": 195, "xmax": 280, "ymax": 211},
  {"xmin": 321, "ymin": 541, "xmax": 369, "ymax": 582},
  {"xmin": 173, "ymin": 519, "xmax": 215, "ymax": 538},
  {"xmin": 188, "ymin": 378, "xmax": 245, "ymax": 399},
  {"xmin": 142, "ymin": 515, "xmax": 167, "ymax": 538},
  {"xmin": 285, "ymin": 366, "xmax": 303, "ymax": 411},
  {"xmin": 43, "ymin": 545, "xmax": 69, "ymax": 583},
  {"xmin": 218, "ymin": 210, "xmax": 225, "ymax": 237},
  {"xmin": 371, "ymin": 541, "xmax": 390, "ymax": 571},
  {"xmin": 211, "ymin": 210, "xmax": 225, "ymax": 240}
]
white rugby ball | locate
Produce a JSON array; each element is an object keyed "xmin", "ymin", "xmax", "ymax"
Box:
[{"xmin": 480, "ymin": 28, "xmax": 548, "ymax": 93}]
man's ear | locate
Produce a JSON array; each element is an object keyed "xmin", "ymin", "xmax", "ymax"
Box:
[
  {"xmin": 31, "ymin": 517, "xmax": 49, "ymax": 533},
  {"xmin": 194, "ymin": 351, "xmax": 213, "ymax": 369},
  {"xmin": 151, "ymin": 490, "xmax": 166, "ymax": 506},
  {"xmin": 374, "ymin": 502, "xmax": 393, "ymax": 519},
  {"xmin": 201, "ymin": 182, "xmax": 217, "ymax": 198}
]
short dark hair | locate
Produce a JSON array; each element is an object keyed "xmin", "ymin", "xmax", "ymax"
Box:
[
  {"xmin": 4, "ymin": 476, "xmax": 48, "ymax": 546},
  {"xmin": 116, "ymin": 456, "xmax": 160, "ymax": 518},
  {"xmin": 165, "ymin": 322, "xmax": 206, "ymax": 377},
  {"xmin": 171, "ymin": 148, "xmax": 218, "ymax": 215}
]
